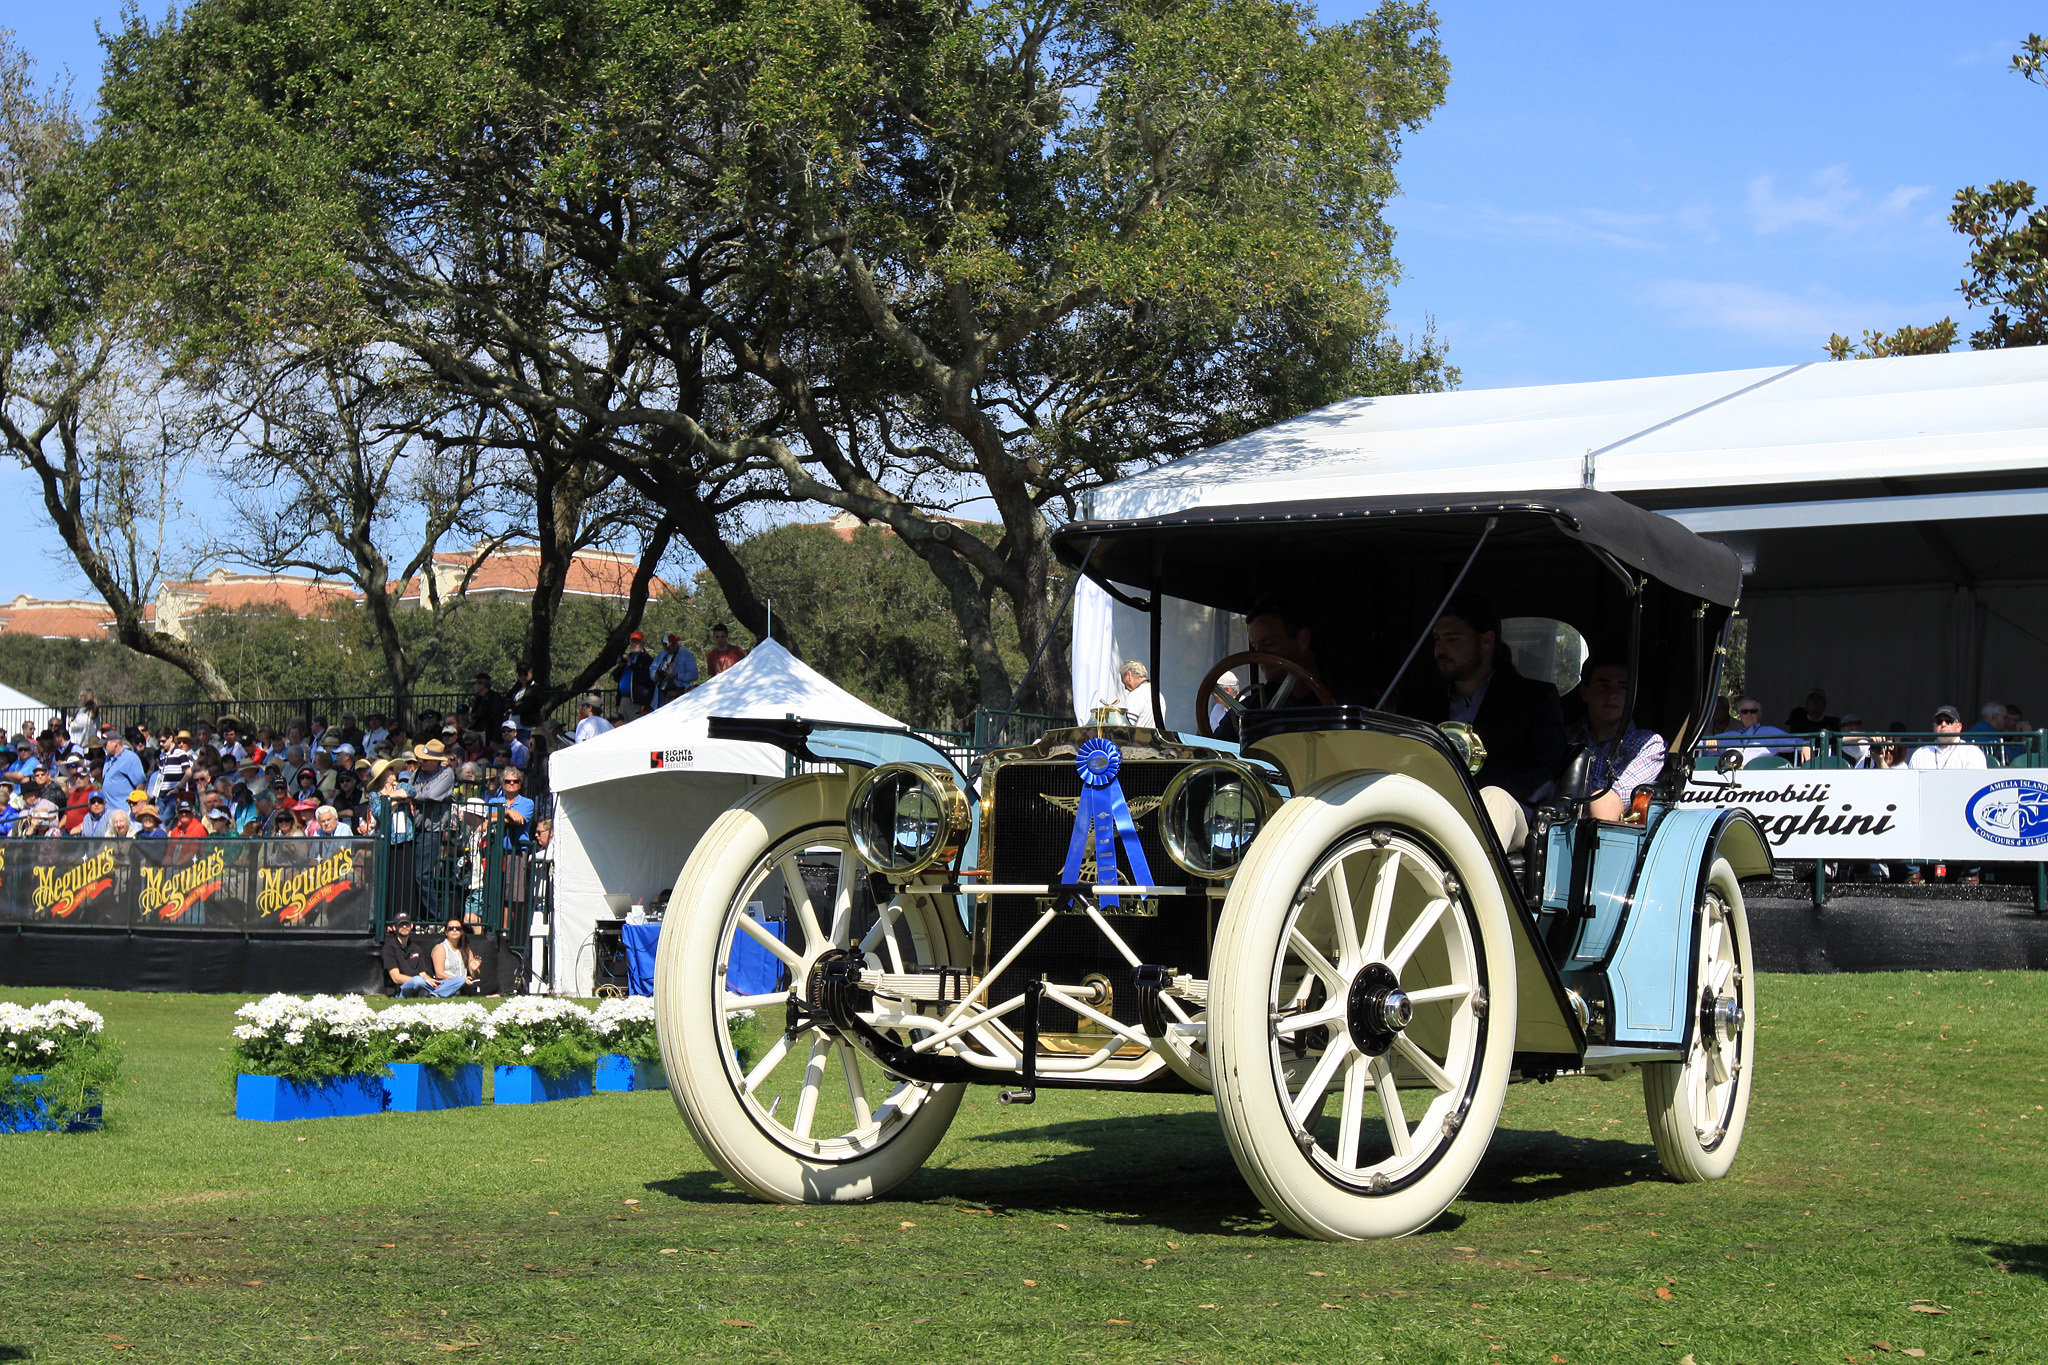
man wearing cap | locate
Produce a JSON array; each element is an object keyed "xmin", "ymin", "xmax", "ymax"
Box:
[
  {"xmin": 573, "ymin": 695, "xmax": 613, "ymax": 743},
  {"xmin": 411, "ymin": 738, "xmax": 457, "ymax": 916},
  {"xmin": 1910, "ymin": 705, "xmax": 1988, "ymax": 771},
  {"xmin": 499, "ymin": 719, "xmax": 529, "ymax": 771},
  {"xmin": 614, "ymin": 632, "xmax": 657, "ymax": 719},
  {"xmin": 100, "ymin": 733, "xmax": 146, "ymax": 807},
  {"xmin": 381, "ymin": 914, "xmax": 437, "ymax": 996},
  {"xmin": 706, "ymin": 623, "xmax": 745, "ymax": 676},
  {"xmin": 653, "ymin": 632, "xmax": 698, "ymax": 705},
  {"xmin": 78, "ymin": 791, "xmax": 115, "ymax": 837}
]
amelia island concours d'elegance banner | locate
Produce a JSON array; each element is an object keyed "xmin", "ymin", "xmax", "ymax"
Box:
[
  {"xmin": 0, "ymin": 838, "xmax": 378, "ymax": 933},
  {"xmin": 1682, "ymin": 769, "xmax": 2048, "ymax": 861}
]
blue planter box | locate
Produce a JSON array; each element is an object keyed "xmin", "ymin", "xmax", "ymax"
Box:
[
  {"xmin": 595, "ymin": 1055, "xmax": 668, "ymax": 1092},
  {"xmin": 492, "ymin": 1064, "xmax": 595, "ymax": 1105},
  {"xmin": 385, "ymin": 1063, "xmax": 483, "ymax": 1112},
  {"xmin": 5, "ymin": 1075, "xmax": 103, "ymax": 1133},
  {"xmin": 235, "ymin": 1072, "xmax": 389, "ymax": 1122}
]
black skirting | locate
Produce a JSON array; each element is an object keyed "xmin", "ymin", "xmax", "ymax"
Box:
[{"xmin": 0, "ymin": 927, "xmax": 384, "ymax": 995}]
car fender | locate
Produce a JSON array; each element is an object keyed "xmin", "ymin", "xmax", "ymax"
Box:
[{"xmin": 1606, "ymin": 807, "xmax": 1769, "ymax": 1048}]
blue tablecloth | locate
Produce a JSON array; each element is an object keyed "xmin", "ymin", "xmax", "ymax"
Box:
[
  {"xmin": 621, "ymin": 922, "xmax": 662, "ymax": 996},
  {"xmin": 727, "ymin": 918, "xmax": 788, "ymax": 997},
  {"xmin": 621, "ymin": 918, "xmax": 788, "ymax": 997}
]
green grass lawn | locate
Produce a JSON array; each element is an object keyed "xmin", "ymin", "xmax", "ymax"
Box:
[{"xmin": 1, "ymin": 973, "xmax": 2043, "ymax": 1364}]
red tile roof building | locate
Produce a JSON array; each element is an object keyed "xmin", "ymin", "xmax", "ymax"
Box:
[{"xmin": 0, "ymin": 547, "xmax": 670, "ymax": 641}]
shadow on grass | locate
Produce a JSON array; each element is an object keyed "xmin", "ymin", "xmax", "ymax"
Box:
[
  {"xmin": 1462, "ymin": 1128, "xmax": 1662, "ymax": 1205},
  {"xmin": 644, "ymin": 1114, "xmax": 1661, "ymax": 1237},
  {"xmin": 0, "ymin": 1346, "xmax": 30, "ymax": 1361},
  {"xmin": 1954, "ymin": 1236, "xmax": 2048, "ymax": 1281}
]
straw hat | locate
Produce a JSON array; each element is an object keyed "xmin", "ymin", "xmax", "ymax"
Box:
[{"xmin": 416, "ymin": 739, "xmax": 448, "ymax": 762}]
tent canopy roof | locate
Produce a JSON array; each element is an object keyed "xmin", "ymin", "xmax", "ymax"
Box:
[
  {"xmin": 1078, "ymin": 347, "xmax": 2048, "ymax": 528},
  {"xmin": 546, "ymin": 640, "xmax": 904, "ymax": 792}
]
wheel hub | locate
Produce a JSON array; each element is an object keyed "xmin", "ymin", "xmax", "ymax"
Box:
[
  {"xmin": 1700, "ymin": 988, "xmax": 1743, "ymax": 1047},
  {"xmin": 1346, "ymin": 961, "xmax": 1410, "ymax": 1056}
]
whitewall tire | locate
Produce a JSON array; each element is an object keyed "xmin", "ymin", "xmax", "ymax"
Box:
[
  {"xmin": 655, "ymin": 775, "xmax": 967, "ymax": 1203},
  {"xmin": 1210, "ymin": 772, "xmax": 1517, "ymax": 1241},
  {"xmin": 1643, "ymin": 856, "xmax": 1755, "ymax": 1182}
]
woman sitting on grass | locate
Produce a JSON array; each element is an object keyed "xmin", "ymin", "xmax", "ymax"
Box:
[{"xmin": 428, "ymin": 918, "xmax": 479, "ymax": 998}]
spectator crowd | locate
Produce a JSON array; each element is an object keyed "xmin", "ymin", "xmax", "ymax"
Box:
[{"xmin": 0, "ymin": 622, "xmax": 754, "ymax": 845}]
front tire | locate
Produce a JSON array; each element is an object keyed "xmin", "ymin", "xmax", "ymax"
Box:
[
  {"xmin": 1643, "ymin": 856, "xmax": 1755, "ymax": 1181},
  {"xmin": 1211, "ymin": 773, "xmax": 1517, "ymax": 1240},
  {"xmin": 656, "ymin": 776, "xmax": 967, "ymax": 1203}
]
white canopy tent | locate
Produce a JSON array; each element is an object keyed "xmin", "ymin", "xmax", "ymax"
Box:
[
  {"xmin": 0, "ymin": 680, "xmax": 54, "ymax": 734},
  {"xmin": 1071, "ymin": 348, "xmax": 2048, "ymax": 729},
  {"xmin": 545, "ymin": 640, "xmax": 906, "ymax": 994}
]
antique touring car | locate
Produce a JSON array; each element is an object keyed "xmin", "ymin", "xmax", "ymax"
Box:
[{"xmin": 653, "ymin": 488, "xmax": 1772, "ymax": 1240}]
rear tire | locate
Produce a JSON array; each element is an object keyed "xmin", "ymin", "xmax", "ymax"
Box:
[
  {"xmin": 656, "ymin": 776, "xmax": 967, "ymax": 1203},
  {"xmin": 1643, "ymin": 856, "xmax": 1755, "ymax": 1182}
]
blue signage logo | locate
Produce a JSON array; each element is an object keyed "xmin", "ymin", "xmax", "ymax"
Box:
[{"xmin": 1965, "ymin": 778, "xmax": 2048, "ymax": 848}]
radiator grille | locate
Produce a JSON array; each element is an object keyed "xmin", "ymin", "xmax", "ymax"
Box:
[{"xmin": 984, "ymin": 758, "xmax": 1211, "ymax": 1031}]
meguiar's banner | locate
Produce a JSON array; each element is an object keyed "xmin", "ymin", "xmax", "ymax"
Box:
[
  {"xmin": 1680, "ymin": 770, "xmax": 2048, "ymax": 860},
  {"xmin": 0, "ymin": 838, "xmax": 376, "ymax": 932}
]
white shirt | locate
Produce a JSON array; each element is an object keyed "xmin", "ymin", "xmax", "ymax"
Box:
[
  {"xmin": 574, "ymin": 715, "xmax": 614, "ymax": 743},
  {"xmin": 1119, "ymin": 682, "xmax": 1156, "ymax": 726},
  {"xmin": 1910, "ymin": 740, "xmax": 1987, "ymax": 770}
]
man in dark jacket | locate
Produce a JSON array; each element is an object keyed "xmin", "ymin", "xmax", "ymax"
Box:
[{"xmin": 1407, "ymin": 593, "xmax": 1567, "ymax": 843}]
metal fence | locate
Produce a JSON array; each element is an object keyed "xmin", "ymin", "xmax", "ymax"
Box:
[{"xmin": 1697, "ymin": 729, "xmax": 2047, "ymax": 770}]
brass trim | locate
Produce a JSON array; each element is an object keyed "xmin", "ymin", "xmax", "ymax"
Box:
[
  {"xmin": 1157, "ymin": 758, "xmax": 1282, "ymax": 880},
  {"xmin": 846, "ymin": 762, "xmax": 970, "ymax": 875}
]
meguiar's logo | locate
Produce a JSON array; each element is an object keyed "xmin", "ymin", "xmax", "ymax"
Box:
[
  {"xmin": 138, "ymin": 847, "xmax": 229, "ymax": 921},
  {"xmin": 257, "ymin": 849, "xmax": 356, "ymax": 923},
  {"xmin": 1966, "ymin": 778, "xmax": 2048, "ymax": 848},
  {"xmin": 33, "ymin": 850, "xmax": 118, "ymax": 919}
]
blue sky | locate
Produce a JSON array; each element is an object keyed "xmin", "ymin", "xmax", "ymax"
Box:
[{"xmin": 3, "ymin": 1, "xmax": 2042, "ymax": 597}]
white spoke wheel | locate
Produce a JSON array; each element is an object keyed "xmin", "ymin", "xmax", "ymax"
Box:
[
  {"xmin": 1211, "ymin": 773, "xmax": 1516, "ymax": 1240},
  {"xmin": 656, "ymin": 776, "xmax": 967, "ymax": 1203},
  {"xmin": 1643, "ymin": 856, "xmax": 1755, "ymax": 1181}
]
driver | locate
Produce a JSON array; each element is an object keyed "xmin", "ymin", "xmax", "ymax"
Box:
[
  {"xmin": 1407, "ymin": 593, "xmax": 1566, "ymax": 849},
  {"xmin": 1244, "ymin": 599, "xmax": 1326, "ymax": 702}
]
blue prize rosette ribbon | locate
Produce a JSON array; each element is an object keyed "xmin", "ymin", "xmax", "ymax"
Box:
[{"xmin": 1060, "ymin": 738, "xmax": 1155, "ymax": 908}]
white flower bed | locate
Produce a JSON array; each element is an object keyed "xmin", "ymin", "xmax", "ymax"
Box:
[
  {"xmin": 481, "ymin": 997, "xmax": 600, "ymax": 1075},
  {"xmin": 228, "ymin": 993, "xmax": 383, "ymax": 1082},
  {"xmin": 0, "ymin": 999, "xmax": 106, "ymax": 1072}
]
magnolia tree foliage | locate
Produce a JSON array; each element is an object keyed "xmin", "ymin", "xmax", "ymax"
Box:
[{"xmin": 91, "ymin": 0, "xmax": 1454, "ymax": 717}]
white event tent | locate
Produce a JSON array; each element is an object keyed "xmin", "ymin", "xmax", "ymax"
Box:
[
  {"xmin": 544, "ymin": 640, "xmax": 905, "ymax": 995},
  {"xmin": 1072, "ymin": 348, "xmax": 2048, "ymax": 730},
  {"xmin": 0, "ymin": 680, "xmax": 54, "ymax": 731}
]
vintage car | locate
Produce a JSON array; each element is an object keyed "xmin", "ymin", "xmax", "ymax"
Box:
[{"xmin": 653, "ymin": 488, "xmax": 1772, "ymax": 1241}]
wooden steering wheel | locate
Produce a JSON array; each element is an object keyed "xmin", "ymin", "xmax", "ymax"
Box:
[{"xmin": 1195, "ymin": 651, "xmax": 1335, "ymax": 739}]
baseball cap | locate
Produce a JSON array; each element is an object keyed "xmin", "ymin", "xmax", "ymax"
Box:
[
  {"xmin": 392, "ymin": 913, "xmax": 413, "ymax": 926},
  {"xmin": 629, "ymin": 630, "xmax": 644, "ymax": 641},
  {"xmin": 87, "ymin": 790, "xmax": 105, "ymax": 803},
  {"xmin": 127, "ymin": 790, "xmax": 147, "ymax": 804},
  {"xmin": 1934, "ymin": 704, "xmax": 1961, "ymax": 723}
]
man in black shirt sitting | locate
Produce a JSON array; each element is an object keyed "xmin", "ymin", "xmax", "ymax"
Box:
[{"xmin": 381, "ymin": 914, "xmax": 435, "ymax": 996}]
